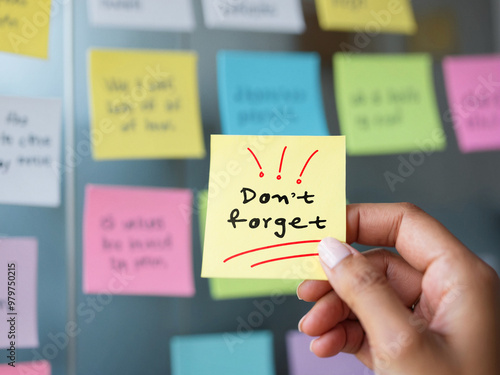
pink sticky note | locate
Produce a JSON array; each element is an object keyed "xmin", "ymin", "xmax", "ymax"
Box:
[
  {"xmin": 443, "ymin": 55, "xmax": 500, "ymax": 153},
  {"xmin": 83, "ymin": 185, "xmax": 195, "ymax": 297},
  {"xmin": 0, "ymin": 238, "xmax": 38, "ymax": 349},
  {"xmin": 286, "ymin": 331, "xmax": 373, "ymax": 375},
  {"xmin": 0, "ymin": 361, "xmax": 51, "ymax": 374}
]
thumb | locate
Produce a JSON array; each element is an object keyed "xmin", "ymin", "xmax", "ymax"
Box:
[{"xmin": 318, "ymin": 237, "xmax": 424, "ymax": 369}]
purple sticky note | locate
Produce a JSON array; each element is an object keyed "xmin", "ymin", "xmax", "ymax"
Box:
[
  {"xmin": 0, "ymin": 360, "xmax": 51, "ymax": 374},
  {"xmin": 0, "ymin": 238, "xmax": 38, "ymax": 349},
  {"xmin": 83, "ymin": 185, "xmax": 195, "ymax": 297},
  {"xmin": 286, "ymin": 331, "xmax": 373, "ymax": 375},
  {"xmin": 443, "ymin": 55, "xmax": 500, "ymax": 153}
]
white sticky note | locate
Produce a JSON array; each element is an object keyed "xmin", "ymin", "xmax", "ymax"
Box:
[
  {"xmin": 0, "ymin": 96, "xmax": 62, "ymax": 207},
  {"xmin": 87, "ymin": 0, "xmax": 196, "ymax": 32},
  {"xmin": 201, "ymin": 0, "xmax": 305, "ymax": 33}
]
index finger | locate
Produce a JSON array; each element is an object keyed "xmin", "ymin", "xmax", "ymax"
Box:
[{"xmin": 346, "ymin": 203, "xmax": 470, "ymax": 272}]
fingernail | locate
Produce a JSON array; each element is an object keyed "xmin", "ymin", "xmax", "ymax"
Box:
[
  {"xmin": 298, "ymin": 315, "xmax": 306, "ymax": 333},
  {"xmin": 318, "ymin": 237, "xmax": 351, "ymax": 269},
  {"xmin": 296, "ymin": 281, "xmax": 304, "ymax": 300},
  {"xmin": 309, "ymin": 338, "xmax": 316, "ymax": 352}
]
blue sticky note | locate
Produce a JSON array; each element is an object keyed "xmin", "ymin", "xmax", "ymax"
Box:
[
  {"xmin": 171, "ymin": 331, "xmax": 275, "ymax": 375},
  {"xmin": 218, "ymin": 51, "xmax": 330, "ymax": 136}
]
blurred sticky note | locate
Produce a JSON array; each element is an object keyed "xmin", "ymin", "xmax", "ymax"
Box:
[
  {"xmin": 201, "ymin": 135, "xmax": 346, "ymax": 280},
  {"xmin": 0, "ymin": 361, "xmax": 51, "ymax": 374},
  {"xmin": 0, "ymin": 238, "xmax": 38, "ymax": 349},
  {"xmin": 171, "ymin": 331, "xmax": 275, "ymax": 375},
  {"xmin": 198, "ymin": 191, "xmax": 300, "ymax": 299},
  {"xmin": 201, "ymin": 0, "xmax": 305, "ymax": 33},
  {"xmin": 286, "ymin": 331, "xmax": 373, "ymax": 375},
  {"xmin": 0, "ymin": 95, "xmax": 62, "ymax": 207},
  {"xmin": 87, "ymin": 0, "xmax": 195, "ymax": 32},
  {"xmin": 442, "ymin": 55, "xmax": 500, "ymax": 153},
  {"xmin": 83, "ymin": 185, "xmax": 195, "ymax": 297},
  {"xmin": 315, "ymin": 0, "xmax": 416, "ymax": 34},
  {"xmin": 335, "ymin": 53, "xmax": 446, "ymax": 155},
  {"xmin": 407, "ymin": 9, "xmax": 458, "ymax": 58},
  {"xmin": 218, "ymin": 51, "xmax": 329, "ymax": 136},
  {"xmin": 88, "ymin": 49, "xmax": 205, "ymax": 160},
  {"xmin": 0, "ymin": 0, "xmax": 51, "ymax": 58}
]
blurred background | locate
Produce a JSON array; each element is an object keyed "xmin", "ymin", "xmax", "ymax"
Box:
[{"xmin": 0, "ymin": 0, "xmax": 499, "ymax": 374}]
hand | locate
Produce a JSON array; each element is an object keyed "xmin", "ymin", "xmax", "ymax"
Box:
[{"xmin": 297, "ymin": 203, "xmax": 500, "ymax": 375}]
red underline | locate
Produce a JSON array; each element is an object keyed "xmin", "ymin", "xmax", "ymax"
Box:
[
  {"xmin": 223, "ymin": 240, "xmax": 321, "ymax": 263},
  {"xmin": 251, "ymin": 253, "xmax": 319, "ymax": 268}
]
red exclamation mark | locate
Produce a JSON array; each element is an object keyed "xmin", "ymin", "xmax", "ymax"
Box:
[
  {"xmin": 248, "ymin": 148, "xmax": 264, "ymax": 178},
  {"xmin": 277, "ymin": 146, "xmax": 287, "ymax": 180},
  {"xmin": 297, "ymin": 150, "xmax": 318, "ymax": 184}
]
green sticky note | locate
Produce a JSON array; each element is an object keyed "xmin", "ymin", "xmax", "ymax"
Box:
[
  {"xmin": 198, "ymin": 191, "xmax": 300, "ymax": 300},
  {"xmin": 334, "ymin": 53, "xmax": 446, "ymax": 155}
]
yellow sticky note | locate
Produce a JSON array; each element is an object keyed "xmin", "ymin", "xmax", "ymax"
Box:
[
  {"xmin": 88, "ymin": 49, "xmax": 205, "ymax": 160},
  {"xmin": 198, "ymin": 190, "xmax": 301, "ymax": 299},
  {"xmin": 202, "ymin": 135, "xmax": 346, "ymax": 280},
  {"xmin": 315, "ymin": 0, "xmax": 417, "ymax": 35},
  {"xmin": 0, "ymin": 0, "xmax": 52, "ymax": 58}
]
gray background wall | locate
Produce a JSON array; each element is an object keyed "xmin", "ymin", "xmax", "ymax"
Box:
[{"xmin": 1, "ymin": 1, "xmax": 499, "ymax": 374}]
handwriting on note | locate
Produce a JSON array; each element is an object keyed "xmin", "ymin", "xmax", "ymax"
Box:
[
  {"xmin": 349, "ymin": 86, "xmax": 420, "ymax": 130},
  {"xmin": 201, "ymin": 135, "xmax": 345, "ymax": 280},
  {"xmin": 84, "ymin": 185, "xmax": 195, "ymax": 297},
  {"xmin": 443, "ymin": 55, "xmax": 500, "ymax": 153},
  {"xmin": 315, "ymin": 0, "xmax": 416, "ymax": 34},
  {"xmin": 98, "ymin": 214, "xmax": 172, "ymax": 273},
  {"xmin": 198, "ymin": 190, "xmax": 300, "ymax": 299},
  {"xmin": 0, "ymin": 0, "xmax": 52, "ymax": 58},
  {"xmin": 0, "ymin": 96, "xmax": 61, "ymax": 207},
  {"xmin": 217, "ymin": 51, "xmax": 329, "ymax": 136},
  {"xmin": 87, "ymin": 0, "xmax": 195, "ymax": 31},
  {"xmin": 201, "ymin": 0, "xmax": 305, "ymax": 33},
  {"xmin": 334, "ymin": 53, "xmax": 446, "ymax": 155},
  {"xmin": 88, "ymin": 49, "xmax": 205, "ymax": 160}
]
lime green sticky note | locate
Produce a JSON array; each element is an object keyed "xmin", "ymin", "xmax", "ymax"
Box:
[
  {"xmin": 198, "ymin": 190, "xmax": 300, "ymax": 300},
  {"xmin": 334, "ymin": 53, "xmax": 446, "ymax": 156}
]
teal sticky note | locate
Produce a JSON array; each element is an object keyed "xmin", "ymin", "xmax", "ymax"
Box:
[
  {"xmin": 218, "ymin": 51, "xmax": 329, "ymax": 136},
  {"xmin": 171, "ymin": 331, "xmax": 275, "ymax": 375}
]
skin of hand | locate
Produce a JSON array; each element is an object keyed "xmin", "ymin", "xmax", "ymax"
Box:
[{"xmin": 297, "ymin": 203, "xmax": 500, "ymax": 375}]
